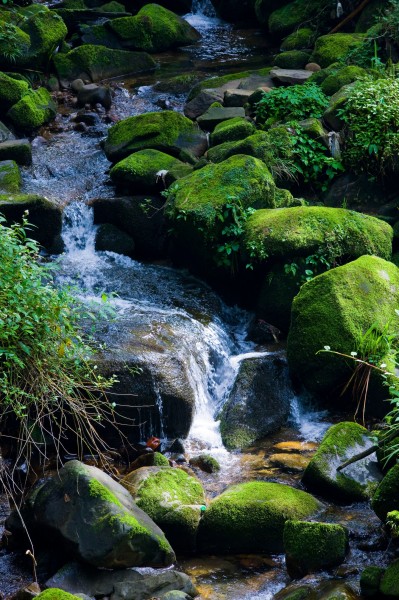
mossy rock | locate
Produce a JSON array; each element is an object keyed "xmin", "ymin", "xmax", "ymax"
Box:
[
  {"xmin": 360, "ymin": 566, "xmax": 385, "ymax": 598},
  {"xmin": 287, "ymin": 256, "xmax": 399, "ymax": 411},
  {"xmin": 372, "ymin": 464, "xmax": 399, "ymax": 521},
  {"xmin": 0, "ymin": 139, "xmax": 32, "ymax": 166},
  {"xmin": 274, "ymin": 50, "xmax": 311, "ymax": 69},
  {"xmin": 0, "ymin": 72, "xmax": 29, "ymax": 112},
  {"xmin": 210, "ymin": 117, "xmax": 256, "ymax": 146},
  {"xmin": 197, "ymin": 481, "xmax": 323, "ymax": 554},
  {"xmin": 284, "ymin": 520, "xmax": 349, "ymax": 577},
  {"xmin": 310, "ymin": 33, "xmax": 365, "ymax": 69},
  {"xmin": 53, "ymin": 44, "xmax": 156, "ymax": 84},
  {"xmin": 7, "ymin": 87, "xmax": 56, "ymax": 132},
  {"xmin": 0, "ymin": 23, "xmax": 31, "ymax": 69},
  {"xmin": 36, "ymin": 590, "xmax": 81, "ymax": 600},
  {"xmin": 122, "ymin": 466, "xmax": 205, "ymax": 552},
  {"xmin": 254, "ymin": 0, "xmax": 291, "ymax": 26},
  {"xmin": 110, "ymin": 149, "xmax": 192, "ymax": 192},
  {"xmin": 323, "ymin": 83, "xmax": 355, "ymax": 130},
  {"xmin": 104, "ymin": 110, "xmax": 207, "ymax": 163},
  {"xmin": 274, "ymin": 586, "xmax": 316, "ymax": 600},
  {"xmin": 0, "ymin": 160, "xmax": 21, "ymax": 193},
  {"xmin": 380, "ymin": 559, "xmax": 399, "ymax": 598},
  {"xmin": 99, "ymin": 1, "xmax": 126, "ymax": 11},
  {"xmin": 6, "ymin": 460, "xmax": 175, "ymax": 568},
  {"xmin": 108, "ymin": 3, "xmax": 200, "ymax": 52},
  {"xmin": 281, "ymin": 28, "xmax": 316, "ymax": 51},
  {"xmin": 302, "ymin": 422, "xmax": 382, "ymax": 503},
  {"xmin": 321, "ymin": 65, "xmax": 369, "ymax": 96},
  {"xmin": 22, "ymin": 9, "xmax": 67, "ymax": 67},
  {"xmin": 268, "ymin": 0, "xmax": 332, "ymax": 37},
  {"xmin": 166, "ymin": 154, "xmax": 277, "ymax": 272},
  {"xmin": 189, "ymin": 454, "xmax": 220, "ymax": 474},
  {"xmin": 187, "ymin": 67, "xmax": 272, "ymax": 102}
]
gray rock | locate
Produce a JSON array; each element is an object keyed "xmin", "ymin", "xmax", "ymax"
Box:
[
  {"xmin": 220, "ymin": 354, "xmax": 292, "ymax": 450},
  {"xmin": 77, "ymin": 84, "xmax": 112, "ymax": 110},
  {"xmin": 8, "ymin": 461, "xmax": 175, "ymax": 569},
  {"xmin": 270, "ymin": 68, "xmax": 313, "ymax": 85},
  {"xmin": 45, "ymin": 561, "xmax": 197, "ymax": 600},
  {"xmin": 183, "ymin": 89, "xmax": 225, "ymax": 120},
  {"xmin": 95, "ymin": 223, "xmax": 135, "ymax": 256},
  {"xmin": 223, "ymin": 89, "xmax": 252, "ymax": 107},
  {"xmin": 0, "ymin": 121, "xmax": 15, "ymax": 143},
  {"xmin": 197, "ymin": 106, "xmax": 246, "ymax": 131},
  {"xmin": 0, "ymin": 139, "xmax": 32, "ymax": 166}
]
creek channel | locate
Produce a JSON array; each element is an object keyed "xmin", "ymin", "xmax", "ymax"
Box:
[{"xmin": 0, "ymin": 4, "xmax": 393, "ymax": 599}]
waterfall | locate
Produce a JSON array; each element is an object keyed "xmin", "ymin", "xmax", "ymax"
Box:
[{"xmin": 191, "ymin": 0, "xmax": 216, "ymax": 17}]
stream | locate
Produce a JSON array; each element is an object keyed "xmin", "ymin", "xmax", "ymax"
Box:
[{"xmin": 0, "ymin": 3, "xmax": 393, "ymax": 599}]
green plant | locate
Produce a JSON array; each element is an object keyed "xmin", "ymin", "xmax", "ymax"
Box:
[
  {"xmin": 256, "ymin": 83, "xmax": 329, "ymax": 128},
  {"xmin": 337, "ymin": 77, "xmax": 399, "ymax": 177},
  {"xmin": 0, "ymin": 22, "xmax": 24, "ymax": 63},
  {"xmin": 0, "ymin": 214, "xmax": 125, "ymax": 485},
  {"xmin": 379, "ymin": 0, "xmax": 399, "ymax": 46},
  {"xmin": 214, "ymin": 196, "xmax": 256, "ymax": 272}
]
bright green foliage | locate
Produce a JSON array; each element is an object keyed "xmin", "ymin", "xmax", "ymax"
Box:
[
  {"xmin": 379, "ymin": 0, "xmax": 399, "ymax": 45},
  {"xmin": 0, "ymin": 216, "xmax": 117, "ymax": 472},
  {"xmin": 0, "ymin": 22, "xmax": 30, "ymax": 64},
  {"xmin": 198, "ymin": 481, "xmax": 323, "ymax": 554},
  {"xmin": 256, "ymin": 83, "xmax": 329, "ymax": 127},
  {"xmin": 338, "ymin": 77, "xmax": 399, "ymax": 177}
]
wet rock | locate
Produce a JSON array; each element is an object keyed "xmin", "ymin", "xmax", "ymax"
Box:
[
  {"xmin": 7, "ymin": 88, "xmax": 56, "ymax": 133},
  {"xmin": 274, "ymin": 584, "xmax": 316, "ymax": 599},
  {"xmin": 12, "ymin": 582, "xmax": 41, "ymax": 600},
  {"xmin": 269, "ymin": 453, "xmax": 310, "ymax": 473},
  {"xmin": 197, "ymin": 106, "xmax": 246, "ymax": 131},
  {"xmin": 166, "ymin": 439, "xmax": 186, "ymax": 454},
  {"xmin": 128, "ymin": 452, "xmax": 170, "ymax": 472},
  {"xmin": 323, "ymin": 173, "xmax": 387, "ymax": 212},
  {"xmin": 316, "ymin": 581, "xmax": 358, "ymax": 599},
  {"xmin": 245, "ymin": 317, "xmax": 281, "ymax": 344},
  {"xmin": 73, "ymin": 112, "xmax": 101, "ymax": 127},
  {"xmin": 0, "ymin": 160, "xmax": 21, "ymax": 193},
  {"xmin": 302, "ymin": 422, "xmax": 382, "ymax": 503},
  {"xmin": 270, "ymin": 68, "xmax": 313, "ymax": 85},
  {"xmin": 360, "ymin": 565, "xmax": 385, "ymax": 597},
  {"xmin": 95, "ymin": 223, "xmax": 135, "ymax": 257},
  {"xmin": 122, "ymin": 466, "xmax": 206, "ymax": 552},
  {"xmin": 7, "ymin": 460, "xmax": 175, "ymax": 569},
  {"xmin": 220, "ymin": 355, "xmax": 293, "ymax": 450},
  {"xmin": 223, "ymin": 89, "xmax": 252, "ymax": 107},
  {"xmin": 77, "ymin": 84, "xmax": 112, "ymax": 110},
  {"xmin": 372, "ymin": 464, "xmax": 399, "ymax": 521},
  {"xmin": 306, "ymin": 62, "xmax": 321, "ymax": 71},
  {"xmin": 45, "ymin": 561, "xmax": 197, "ymax": 600},
  {"xmin": 0, "ymin": 140, "xmax": 32, "ymax": 166},
  {"xmin": 0, "ymin": 122, "xmax": 15, "ymax": 144},
  {"xmin": 189, "ymin": 454, "xmax": 220, "ymax": 474},
  {"xmin": 184, "ymin": 89, "xmax": 225, "ymax": 120},
  {"xmin": 284, "ymin": 520, "xmax": 349, "ymax": 578}
]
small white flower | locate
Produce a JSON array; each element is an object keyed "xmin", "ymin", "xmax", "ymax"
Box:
[
  {"xmin": 350, "ymin": 351, "xmax": 358, "ymax": 356},
  {"xmin": 381, "ymin": 363, "xmax": 387, "ymax": 369},
  {"xmin": 324, "ymin": 345, "xmax": 331, "ymax": 351}
]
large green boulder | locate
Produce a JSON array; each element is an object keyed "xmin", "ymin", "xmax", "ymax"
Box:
[
  {"xmin": 0, "ymin": 160, "xmax": 21, "ymax": 193},
  {"xmin": 360, "ymin": 566, "xmax": 385, "ymax": 598},
  {"xmin": 210, "ymin": 117, "xmax": 256, "ymax": 146},
  {"xmin": 310, "ymin": 33, "xmax": 365, "ymax": 69},
  {"xmin": 54, "ymin": 44, "xmax": 156, "ymax": 84},
  {"xmin": 108, "ymin": 3, "xmax": 200, "ymax": 52},
  {"xmin": 281, "ymin": 27, "xmax": 316, "ymax": 51},
  {"xmin": 110, "ymin": 149, "xmax": 192, "ymax": 192},
  {"xmin": 380, "ymin": 559, "xmax": 399, "ymax": 598},
  {"xmin": 302, "ymin": 422, "xmax": 382, "ymax": 503},
  {"xmin": 284, "ymin": 520, "xmax": 349, "ymax": 578},
  {"xmin": 0, "ymin": 72, "xmax": 29, "ymax": 112},
  {"xmin": 255, "ymin": 0, "xmax": 291, "ymax": 26},
  {"xmin": 287, "ymin": 256, "xmax": 399, "ymax": 410},
  {"xmin": 36, "ymin": 591, "xmax": 81, "ymax": 600},
  {"xmin": 22, "ymin": 9, "xmax": 67, "ymax": 67},
  {"xmin": 268, "ymin": 0, "xmax": 332, "ymax": 37},
  {"xmin": 274, "ymin": 50, "xmax": 311, "ymax": 69},
  {"xmin": 197, "ymin": 481, "xmax": 323, "ymax": 553},
  {"xmin": 6, "ymin": 460, "xmax": 175, "ymax": 568},
  {"xmin": 7, "ymin": 88, "xmax": 56, "ymax": 132},
  {"xmin": 122, "ymin": 466, "xmax": 205, "ymax": 552},
  {"xmin": 321, "ymin": 65, "xmax": 369, "ymax": 96},
  {"xmin": 372, "ymin": 464, "xmax": 399, "ymax": 521},
  {"xmin": 104, "ymin": 110, "xmax": 208, "ymax": 163}
]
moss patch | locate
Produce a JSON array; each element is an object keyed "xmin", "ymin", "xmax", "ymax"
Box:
[
  {"xmin": 210, "ymin": 117, "xmax": 256, "ymax": 146},
  {"xmin": 7, "ymin": 87, "xmax": 56, "ymax": 132},
  {"xmin": 380, "ymin": 559, "xmax": 399, "ymax": 597},
  {"xmin": 321, "ymin": 65, "xmax": 369, "ymax": 96},
  {"xmin": 268, "ymin": 0, "xmax": 331, "ymax": 37},
  {"xmin": 0, "ymin": 160, "xmax": 21, "ymax": 193},
  {"xmin": 281, "ymin": 28, "xmax": 316, "ymax": 51},
  {"xmin": 360, "ymin": 566, "xmax": 385, "ymax": 598},
  {"xmin": 187, "ymin": 67, "xmax": 272, "ymax": 102},
  {"xmin": 88, "ymin": 479, "xmax": 123, "ymax": 508},
  {"xmin": 372, "ymin": 464, "xmax": 399, "ymax": 521},
  {"xmin": 274, "ymin": 50, "xmax": 310, "ymax": 69},
  {"xmin": 310, "ymin": 33, "xmax": 365, "ymax": 69},
  {"xmin": 0, "ymin": 72, "xmax": 29, "ymax": 112},
  {"xmin": 36, "ymin": 590, "xmax": 81, "ymax": 600}
]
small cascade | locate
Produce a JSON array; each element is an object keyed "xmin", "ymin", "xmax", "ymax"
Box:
[
  {"xmin": 191, "ymin": 0, "xmax": 216, "ymax": 17},
  {"xmin": 289, "ymin": 394, "xmax": 332, "ymax": 441}
]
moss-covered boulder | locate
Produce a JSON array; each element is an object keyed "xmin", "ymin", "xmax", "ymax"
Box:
[
  {"xmin": 104, "ymin": 110, "xmax": 207, "ymax": 163},
  {"xmin": 323, "ymin": 83, "xmax": 355, "ymax": 130},
  {"xmin": 372, "ymin": 464, "xmax": 399, "ymax": 521},
  {"xmin": 54, "ymin": 44, "xmax": 156, "ymax": 84},
  {"xmin": 6, "ymin": 460, "xmax": 175, "ymax": 568},
  {"xmin": 0, "ymin": 72, "xmax": 29, "ymax": 112},
  {"xmin": 36, "ymin": 591, "xmax": 81, "ymax": 600},
  {"xmin": 210, "ymin": 117, "xmax": 256, "ymax": 146},
  {"xmin": 0, "ymin": 160, "xmax": 21, "ymax": 193},
  {"xmin": 287, "ymin": 256, "xmax": 399, "ymax": 411},
  {"xmin": 302, "ymin": 422, "xmax": 382, "ymax": 503},
  {"xmin": 166, "ymin": 154, "xmax": 277, "ymax": 271},
  {"xmin": 274, "ymin": 50, "xmax": 311, "ymax": 69},
  {"xmin": 0, "ymin": 193, "xmax": 62, "ymax": 251},
  {"xmin": 268, "ymin": 0, "xmax": 332, "ymax": 37},
  {"xmin": 380, "ymin": 559, "xmax": 399, "ymax": 598},
  {"xmin": 310, "ymin": 33, "xmax": 365, "ymax": 69},
  {"xmin": 197, "ymin": 481, "xmax": 323, "ymax": 554},
  {"xmin": 360, "ymin": 566, "xmax": 385, "ymax": 598},
  {"xmin": 284, "ymin": 520, "xmax": 349, "ymax": 577},
  {"xmin": 281, "ymin": 28, "xmax": 316, "ymax": 51},
  {"xmin": 254, "ymin": 0, "xmax": 291, "ymax": 26},
  {"xmin": 0, "ymin": 22, "xmax": 30, "ymax": 70},
  {"xmin": 22, "ymin": 9, "xmax": 67, "ymax": 67},
  {"xmin": 321, "ymin": 65, "xmax": 369, "ymax": 96},
  {"xmin": 108, "ymin": 4, "xmax": 200, "ymax": 52},
  {"xmin": 122, "ymin": 466, "xmax": 205, "ymax": 552},
  {"xmin": 7, "ymin": 88, "xmax": 56, "ymax": 132},
  {"xmin": 0, "ymin": 139, "xmax": 32, "ymax": 166},
  {"xmin": 110, "ymin": 149, "xmax": 192, "ymax": 192}
]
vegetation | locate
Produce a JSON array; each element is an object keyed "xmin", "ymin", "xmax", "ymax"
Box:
[{"xmin": 256, "ymin": 83, "xmax": 329, "ymax": 127}]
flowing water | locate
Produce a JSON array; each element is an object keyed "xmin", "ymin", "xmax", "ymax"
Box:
[{"xmin": 1, "ymin": 4, "xmax": 390, "ymax": 599}]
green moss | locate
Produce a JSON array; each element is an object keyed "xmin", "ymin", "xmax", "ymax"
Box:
[
  {"xmin": 360, "ymin": 566, "xmax": 385, "ymax": 597},
  {"xmin": 244, "ymin": 206, "xmax": 392, "ymax": 262},
  {"xmin": 88, "ymin": 479, "xmax": 123, "ymax": 508},
  {"xmin": 99, "ymin": 1, "xmax": 126, "ymax": 11},
  {"xmin": 190, "ymin": 454, "xmax": 220, "ymax": 473},
  {"xmin": 7, "ymin": 87, "xmax": 56, "ymax": 132},
  {"xmin": 24, "ymin": 10, "xmax": 67, "ymax": 67},
  {"xmin": 380, "ymin": 559, "xmax": 399, "ymax": 597},
  {"xmin": 0, "ymin": 160, "xmax": 21, "ymax": 193},
  {"xmin": 153, "ymin": 452, "xmax": 170, "ymax": 466},
  {"xmin": 36, "ymin": 589, "xmax": 81, "ymax": 600},
  {"xmin": 187, "ymin": 67, "xmax": 272, "ymax": 102},
  {"xmin": 198, "ymin": 481, "xmax": 322, "ymax": 554},
  {"xmin": 284, "ymin": 520, "xmax": 348, "ymax": 576},
  {"xmin": 372, "ymin": 464, "xmax": 399, "ymax": 521},
  {"xmin": 0, "ymin": 23, "xmax": 30, "ymax": 68},
  {"xmin": 310, "ymin": 33, "xmax": 365, "ymax": 69},
  {"xmin": 108, "ymin": 512, "xmax": 154, "ymax": 538},
  {"xmin": 281, "ymin": 28, "xmax": 316, "ymax": 51},
  {"xmin": 210, "ymin": 117, "xmax": 256, "ymax": 146},
  {"xmin": 321, "ymin": 65, "xmax": 369, "ymax": 96},
  {"xmin": 0, "ymin": 72, "xmax": 29, "ymax": 112},
  {"xmin": 274, "ymin": 50, "xmax": 310, "ymax": 69},
  {"xmin": 268, "ymin": 0, "xmax": 331, "ymax": 37}
]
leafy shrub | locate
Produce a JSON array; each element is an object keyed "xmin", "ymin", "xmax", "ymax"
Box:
[
  {"xmin": 0, "ymin": 215, "xmax": 119, "ymax": 480},
  {"xmin": 380, "ymin": 0, "xmax": 399, "ymax": 46},
  {"xmin": 338, "ymin": 77, "xmax": 399, "ymax": 176},
  {"xmin": 256, "ymin": 83, "xmax": 329, "ymax": 127}
]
